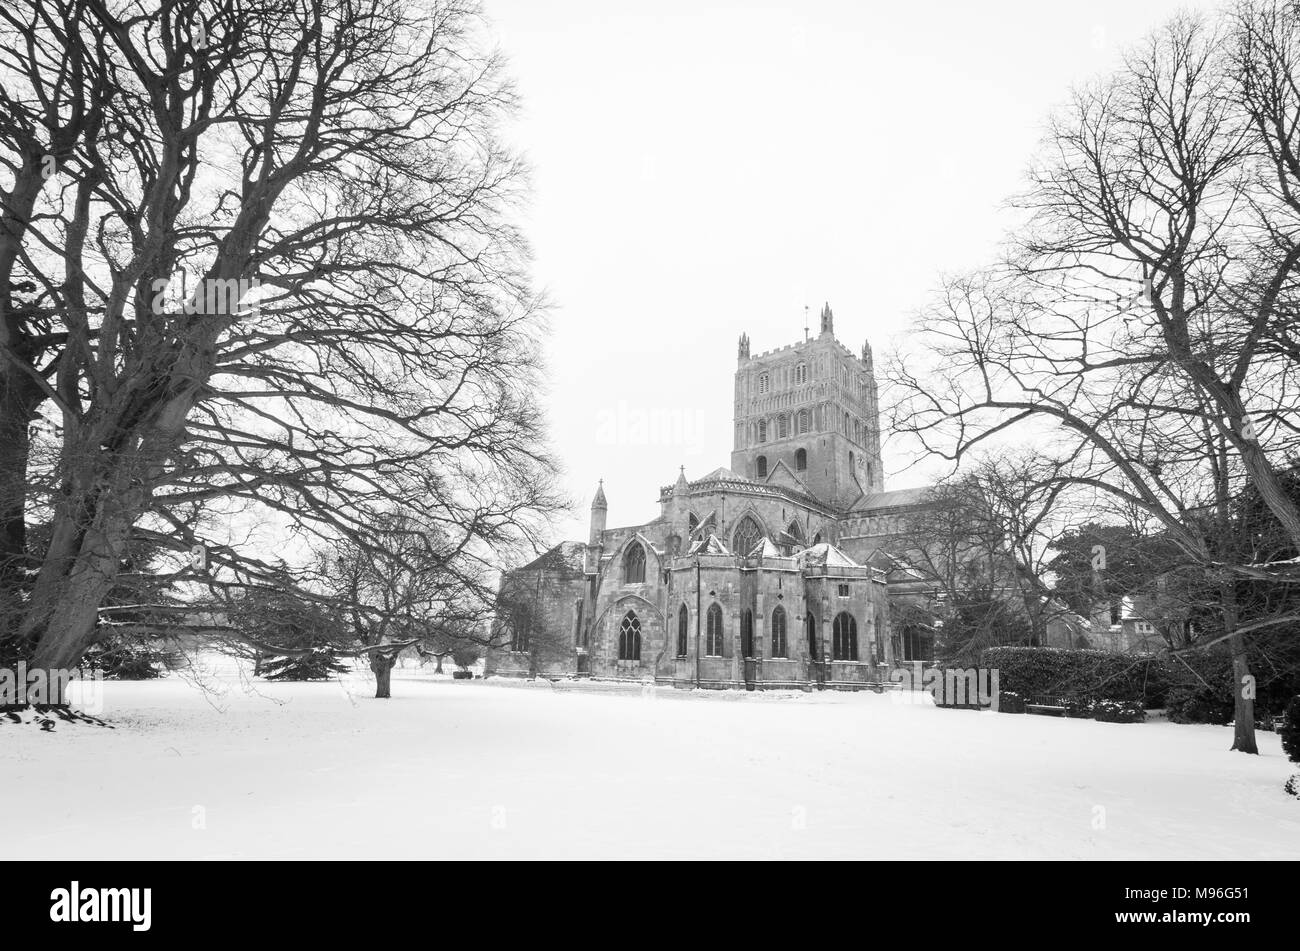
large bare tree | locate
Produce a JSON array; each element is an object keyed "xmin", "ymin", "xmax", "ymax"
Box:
[
  {"xmin": 0, "ymin": 0, "xmax": 559, "ymax": 673},
  {"xmin": 887, "ymin": 4, "xmax": 1300, "ymax": 752}
]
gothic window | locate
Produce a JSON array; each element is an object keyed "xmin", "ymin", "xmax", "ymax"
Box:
[
  {"xmin": 833, "ymin": 612, "xmax": 858, "ymax": 661},
  {"xmin": 806, "ymin": 613, "xmax": 818, "ymax": 661},
  {"xmin": 732, "ymin": 515, "xmax": 763, "ymax": 558},
  {"xmin": 758, "ymin": 419, "xmax": 767, "ymax": 442},
  {"xmin": 795, "ymin": 448, "xmax": 807, "ymax": 471},
  {"xmin": 624, "ymin": 542, "xmax": 646, "ymax": 584},
  {"xmin": 795, "ymin": 363, "xmax": 808, "ymax": 385},
  {"xmin": 797, "ymin": 409, "xmax": 810, "ymax": 433},
  {"xmin": 771, "ymin": 606, "xmax": 788, "ymax": 657},
  {"xmin": 677, "ymin": 603, "xmax": 689, "ymax": 657},
  {"xmin": 854, "ymin": 420, "xmax": 861, "ymax": 442},
  {"xmin": 867, "ymin": 462, "xmax": 873, "ymax": 486},
  {"xmin": 849, "ymin": 451, "xmax": 855, "ymax": 474},
  {"xmin": 706, "ymin": 603, "xmax": 724, "ymax": 656},
  {"xmin": 786, "ymin": 520, "xmax": 804, "ymax": 544},
  {"xmin": 843, "ymin": 412, "xmax": 850, "ymax": 434},
  {"xmin": 756, "ymin": 455, "xmax": 768, "ymax": 478},
  {"xmin": 574, "ymin": 599, "xmax": 585, "ymax": 646},
  {"xmin": 758, "ymin": 372, "xmax": 769, "ymax": 394},
  {"xmin": 509, "ymin": 602, "xmax": 530, "ymax": 652},
  {"xmin": 778, "ymin": 415, "xmax": 789, "ymax": 439},
  {"xmin": 741, "ymin": 609, "xmax": 755, "ymax": 658},
  {"xmin": 619, "ymin": 610, "xmax": 642, "ymax": 661}
]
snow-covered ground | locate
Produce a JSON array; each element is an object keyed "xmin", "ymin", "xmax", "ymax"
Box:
[{"xmin": 2, "ymin": 658, "xmax": 1297, "ymax": 859}]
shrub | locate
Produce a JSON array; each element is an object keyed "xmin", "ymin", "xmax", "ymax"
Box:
[
  {"xmin": 1282, "ymin": 696, "xmax": 1300, "ymax": 764},
  {"xmin": 261, "ymin": 648, "xmax": 350, "ymax": 681},
  {"xmin": 995, "ymin": 690, "xmax": 1026, "ymax": 714},
  {"xmin": 451, "ymin": 669, "xmax": 474, "ymax": 680},
  {"xmin": 1063, "ymin": 697, "xmax": 1095, "ymax": 719},
  {"xmin": 80, "ymin": 636, "xmax": 170, "ymax": 680},
  {"xmin": 1092, "ymin": 699, "xmax": 1146, "ymax": 723},
  {"xmin": 1286, "ymin": 774, "xmax": 1300, "ymax": 799},
  {"xmin": 1165, "ymin": 684, "xmax": 1234, "ymax": 725}
]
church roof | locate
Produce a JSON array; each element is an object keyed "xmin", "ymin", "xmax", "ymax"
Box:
[
  {"xmin": 687, "ymin": 533, "xmax": 731, "ymax": 556},
  {"xmin": 695, "ymin": 466, "xmax": 753, "ymax": 485},
  {"xmin": 850, "ymin": 486, "xmax": 932, "ymax": 512},
  {"xmin": 519, "ymin": 541, "xmax": 588, "ymax": 574},
  {"xmin": 795, "ymin": 542, "xmax": 862, "ymax": 570}
]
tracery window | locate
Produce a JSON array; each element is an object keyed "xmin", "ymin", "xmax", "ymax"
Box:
[{"xmin": 619, "ymin": 611, "xmax": 642, "ymax": 661}]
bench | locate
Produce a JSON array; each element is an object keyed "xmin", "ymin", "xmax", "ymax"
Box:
[{"xmin": 1025, "ymin": 703, "xmax": 1066, "ymax": 717}]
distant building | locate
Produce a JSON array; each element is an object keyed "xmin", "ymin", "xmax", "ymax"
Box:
[{"xmin": 486, "ymin": 305, "xmax": 942, "ymax": 688}]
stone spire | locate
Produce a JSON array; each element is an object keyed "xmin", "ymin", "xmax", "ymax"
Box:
[
  {"xmin": 589, "ymin": 479, "xmax": 607, "ymax": 545},
  {"xmin": 819, "ymin": 301, "xmax": 834, "ymax": 336},
  {"xmin": 861, "ymin": 339, "xmax": 873, "ymax": 369},
  {"xmin": 674, "ymin": 465, "xmax": 688, "ymax": 495},
  {"xmin": 737, "ymin": 332, "xmax": 750, "ymax": 359}
]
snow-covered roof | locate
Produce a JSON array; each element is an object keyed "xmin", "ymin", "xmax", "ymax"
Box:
[
  {"xmin": 794, "ymin": 542, "xmax": 861, "ymax": 570},
  {"xmin": 850, "ymin": 486, "xmax": 932, "ymax": 512},
  {"xmin": 519, "ymin": 542, "xmax": 587, "ymax": 573},
  {"xmin": 687, "ymin": 533, "xmax": 731, "ymax": 556}
]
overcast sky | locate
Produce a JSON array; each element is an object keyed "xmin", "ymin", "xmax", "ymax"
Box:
[{"xmin": 484, "ymin": 0, "xmax": 1211, "ymax": 545}]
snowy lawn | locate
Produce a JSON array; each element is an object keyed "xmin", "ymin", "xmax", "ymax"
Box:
[{"xmin": 2, "ymin": 661, "xmax": 1297, "ymax": 859}]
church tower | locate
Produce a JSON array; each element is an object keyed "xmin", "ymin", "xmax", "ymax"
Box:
[{"xmin": 730, "ymin": 304, "xmax": 884, "ymax": 509}]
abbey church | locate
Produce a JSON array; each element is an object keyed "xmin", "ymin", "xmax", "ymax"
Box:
[{"xmin": 486, "ymin": 305, "xmax": 936, "ymax": 689}]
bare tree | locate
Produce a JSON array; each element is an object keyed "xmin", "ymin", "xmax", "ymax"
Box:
[
  {"xmin": 885, "ymin": 8, "xmax": 1300, "ymax": 752},
  {"xmin": 0, "ymin": 0, "xmax": 561, "ymax": 672}
]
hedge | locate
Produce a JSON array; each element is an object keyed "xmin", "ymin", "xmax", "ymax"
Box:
[{"xmin": 979, "ymin": 646, "xmax": 1171, "ymax": 706}]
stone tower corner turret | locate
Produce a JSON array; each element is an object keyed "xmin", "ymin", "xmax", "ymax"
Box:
[
  {"xmin": 819, "ymin": 302, "xmax": 834, "ymax": 336},
  {"xmin": 589, "ymin": 479, "xmax": 607, "ymax": 546}
]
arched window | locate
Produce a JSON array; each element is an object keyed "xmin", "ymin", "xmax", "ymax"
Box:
[
  {"xmin": 843, "ymin": 412, "xmax": 850, "ymax": 434},
  {"xmin": 756, "ymin": 455, "xmax": 768, "ymax": 479},
  {"xmin": 778, "ymin": 415, "xmax": 789, "ymax": 439},
  {"xmin": 706, "ymin": 604, "xmax": 724, "ymax": 656},
  {"xmin": 732, "ymin": 515, "xmax": 763, "ymax": 558},
  {"xmin": 758, "ymin": 419, "xmax": 767, "ymax": 442},
  {"xmin": 866, "ymin": 462, "xmax": 874, "ymax": 486},
  {"xmin": 805, "ymin": 613, "xmax": 818, "ymax": 661},
  {"xmin": 786, "ymin": 520, "xmax": 804, "ymax": 544},
  {"xmin": 833, "ymin": 612, "xmax": 858, "ymax": 661},
  {"xmin": 854, "ymin": 420, "xmax": 861, "ymax": 442},
  {"xmin": 849, "ymin": 451, "xmax": 855, "ymax": 474},
  {"xmin": 677, "ymin": 603, "xmax": 689, "ymax": 657},
  {"xmin": 740, "ymin": 609, "xmax": 754, "ymax": 658},
  {"xmin": 795, "ymin": 363, "xmax": 807, "ymax": 384},
  {"xmin": 624, "ymin": 542, "xmax": 646, "ymax": 584},
  {"xmin": 797, "ymin": 409, "xmax": 810, "ymax": 433},
  {"xmin": 795, "ymin": 448, "xmax": 807, "ymax": 471},
  {"xmin": 509, "ymin": 602, "xmax": 530, "ymax": 652},
  {"xmin": 771, "ymin": 606, "xmax": 788, "ymax": 657},
  {"xmin": 619, "ymin": 610, "xmax": 642, "ymax": 661},
  {"xmin": 758, "ymin": 372, "xmax": 769, "ymax": 394},
  {"xmin": 574, "ymin": 599, "xmax": 585, "ymax": 646}
]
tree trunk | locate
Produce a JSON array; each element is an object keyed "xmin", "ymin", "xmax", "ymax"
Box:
[
  {"xmin": 371, "ymin": 653, "xmax": 395, "ymax": 699},
  {"xmin": 0, "ymin": 377, "xmax": 41, "ymax": 637},
  {"xmin": 434, "ymin": 653, "xmax": 444, "ymax": 674},
  {"xmin": 1228, "ymin": 630, "xmax": 1258, "ymax": 754}
]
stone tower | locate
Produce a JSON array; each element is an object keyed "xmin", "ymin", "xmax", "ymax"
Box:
[{"xmin": 730, "ymin": 304, "xmax": 884, "ymax": 509}]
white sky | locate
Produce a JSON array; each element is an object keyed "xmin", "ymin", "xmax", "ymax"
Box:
[{"xmin": 484, "ymin": 0, "xmax": 1212, "ymax": 544}]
